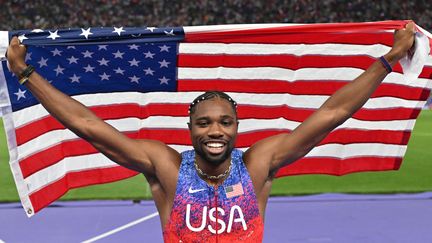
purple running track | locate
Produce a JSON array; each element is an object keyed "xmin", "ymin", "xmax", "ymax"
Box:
[{"xmin": 1, "ymin": 193, "xmax": 431, "ymax": 243}]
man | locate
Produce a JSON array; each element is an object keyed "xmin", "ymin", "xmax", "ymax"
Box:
[{"xmin": 6, "ymin": 22, "xmax": 415, "ymax": 242}]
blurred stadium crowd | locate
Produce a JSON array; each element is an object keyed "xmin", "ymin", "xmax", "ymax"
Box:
[{"xmin": 0, "ymin": 0, "xmax": 431, "ymax": 31}]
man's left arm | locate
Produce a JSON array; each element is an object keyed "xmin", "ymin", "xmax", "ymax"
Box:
[{"xmin": 245, "ymin": 22, "xmax": 416, "ymax": 177}]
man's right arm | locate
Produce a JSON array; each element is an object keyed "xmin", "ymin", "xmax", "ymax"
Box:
[{"xmin": 6, "ymin": 36, "xmax": 180, "ymax": 175}]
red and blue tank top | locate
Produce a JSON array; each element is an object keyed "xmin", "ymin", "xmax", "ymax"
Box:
[{"xmin": 163, "ymin": 149, "xmax": 264, "ymax": 242}]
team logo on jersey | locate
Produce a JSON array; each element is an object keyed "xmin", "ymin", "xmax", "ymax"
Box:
[
  {"xmin": 188, "ymin": 186, "xmax": 205, "ymax": 194},
  {"xmin": 185, "ymin": 204, "xmax": 247, "ymax": 234}
]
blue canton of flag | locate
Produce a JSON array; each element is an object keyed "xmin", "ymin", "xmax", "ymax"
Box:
[{"xmin": 4, "ymin": 27, "xmax": 184, "ymax": 111}]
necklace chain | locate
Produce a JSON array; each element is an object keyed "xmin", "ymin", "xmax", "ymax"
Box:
[{"xmin": 194, "ymin": 159, "xmax": 232, "ymax": 180}]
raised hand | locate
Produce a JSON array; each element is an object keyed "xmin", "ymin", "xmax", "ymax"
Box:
[
  {"xmin": 6, "ymin": 36, "xmax": 28, "ymax": 75},
  {"xmin": 389, "ymin": 22, "xmax": 416, "ymax": 61}
]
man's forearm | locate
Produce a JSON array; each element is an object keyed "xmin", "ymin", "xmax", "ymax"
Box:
[
  {"xmin": 319, "ymin": 51, "xmax": 400, "ymax": 122},
  {"xmin": 20, "ymin": 69, "xmax": 101, "ymax": 138},
  {"xmin": 320, "ymin": 22, "xmax": 415, "ymax": 124}
]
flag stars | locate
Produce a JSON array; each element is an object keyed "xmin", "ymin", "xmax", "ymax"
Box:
[
  {"xmin": 143, "ymin": 67, "xmax": 155, "ymax": 75},
  {"xmin": 47, "ymin": 30, "xmax": 60, "ymax": 40},
  {"xmin": 82, "ymin": 50, "xmax": 94, "ymax": 58},
  {"xmin": 146, "ymin": 27, "xmax": 156, "ymax": 32},
  {"xmin": 54, "ymin": 65, "xmax": 65, "ymax": 76},
  {"xmin": 159, "ymin": 45, "xmax": 170, "ymax": 52},
  {"xmin": 159, "ymin": 76, "xmax": 170, "ymax": 85},
  {"xmin": 114, "ymin": 67, "xmax": 125, "ymax": 75},
  {"xmin": 67, "ymin": 56, "xmax": 79, "ymax": 64},
  {"xmin": 80, "ymin": 28, "xmax": 93, "ymax": 39},
  {"xmin": 112, "ymin": 50, "xmax": 125, "ymax": 59},
  {"xmin": 98, "ymin": 45, "xmax": 108, "ymax": 50},
  {"xmin": 97, "ymin": 58, "xmax": 110, "ymax": 66},
  {"xmin": 159, "ymin": 59, "xmax": 170, "ymax": 68},
  {"xmin": 128, "ymin": 58, "xmax": 140, "ymax": 66},
  {"xmin": 112, "ymin": 27, "xmax": 125, "ymax": 36},
  {"xmin": 164, "ymin": 29, "xmax": 175, "ymax": 36},
  {"xmin": 18, "ymin": 34, "xmax": 28, "ymax": 43},
  {"xmin": 99, "ymin": 72, "xmax": 111, "ymax": 81},
  {"xmin": 51, "ymin": 48, "xmax": 63, "ymax": 56},
  {"xmin": 25, "ymin": 52, "xmax": 32, "ymax": 62},
  {"xmin": 37, "ymin": 57, "xmax": 48, "ymax": 68},
  {"xmin": 31, "ymin": 29, "xmax": 44, "ymax": 33},
  {"xmin": 128, "ymin": 44, "xmax": 139, "ymax": 50},
  {"xmin": 69, "ymin": 74, "xmax": 81, "ymax": 83},
  {"xmin": 83, "ymin": 64, "xmax": 95, "ymax": 72},
  {"xmin": 67, "ymin": 46, "xmax": 76, "ymax": 49},
  {"xmin": 14, "ymin": 89, "xmax": 27, "ymax": 100},
  {"xmin": 129, "ymin": 75, "xmax": 140, "ymax": 83},
  {"xmin": 144, "ymin": 51, "xmax": 155, "ymax": 59}
]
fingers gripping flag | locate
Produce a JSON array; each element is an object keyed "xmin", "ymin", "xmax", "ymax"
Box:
[{"xmin": 0, "ymin": 21, "xmax": 431, "ymax": 216}]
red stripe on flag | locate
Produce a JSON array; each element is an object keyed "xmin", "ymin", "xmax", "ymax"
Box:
[
  {"xmin": 179, "ymin": 55, "xmax": 378, "ymax": 69},
  {"xmin": 239, "ymin": 106, "xmax": 422, "ymax": 121},
  {"xmin": 238, "ymin": 129, "xmax": 411, "ymax": 148},
  {"xmin": 29, "ymin": 166, "xmax": 138, "ymax": 214},
  {"xmin": 178, "ymin": 79, "xmax": 430, "ymax": 98},
  {"xmin": 185, "ymin": 27, "xmax": 398, "ymax": 45},
  {"xmin": 275, "ymin": 156, "xmax": 403, "ymax": 177},
  {"xmin": 19, "ymin": 129, "xmax": 410, "ymax": 178}
]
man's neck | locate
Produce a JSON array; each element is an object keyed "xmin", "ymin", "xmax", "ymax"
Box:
[{"xmin": 194, "ymin": 155, "xmax": 232, "ymax": 185}]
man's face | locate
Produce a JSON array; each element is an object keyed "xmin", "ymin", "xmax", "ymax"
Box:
[{"xmin": 189, "ymin": 98, "xmax": 238, "ymax": 166}]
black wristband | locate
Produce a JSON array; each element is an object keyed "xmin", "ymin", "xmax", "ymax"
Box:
[{"xmin": 18, "ymin": 64, "xmax": 35, "ymax": 85}]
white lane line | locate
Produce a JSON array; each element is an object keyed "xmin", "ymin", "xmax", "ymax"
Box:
[{"xmin": 81, "ymin": 211, "xmax": 159, "ymax": 243}]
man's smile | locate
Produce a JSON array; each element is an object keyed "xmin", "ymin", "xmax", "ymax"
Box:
[{"xmin": 203, "ymin": 140, "xmax": 227, "ymax": 155}]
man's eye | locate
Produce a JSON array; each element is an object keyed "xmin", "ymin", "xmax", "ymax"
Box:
[
  {"xmin": 197, "ymin": 121, "xmax": 208, "ymax": 126},
  {"xmin": 221, "ymin": 120, "xmax": 232, "ymax": 126}
]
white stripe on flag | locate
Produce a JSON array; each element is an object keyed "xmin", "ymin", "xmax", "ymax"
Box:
[
  {"xmin": 0, "ymin": 31, "xmax": 8, "ymax": 59},
  {"xmin": 183, "ymin": 23, "xmax": 305, "ymax": 33},
  {"xmin": 179, "ymin": 43, "xmax": 391, "ymax": 56},
  {"xmin": 25, "ymin": 153, "xmax": 119, "ymax": 194},
  {"xmin": 178, "ymin": 67, "xmax": 431, "ymax": 88}
]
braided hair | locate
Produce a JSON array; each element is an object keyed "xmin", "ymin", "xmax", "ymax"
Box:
[{"xmin": 188, "ymin": 91, "xmax": 237, "ymax": 117}]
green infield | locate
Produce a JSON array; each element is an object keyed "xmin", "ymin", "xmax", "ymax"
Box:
[{"xmin": 0, "ymin": 110, "xmax": 431, "ymax": 202}]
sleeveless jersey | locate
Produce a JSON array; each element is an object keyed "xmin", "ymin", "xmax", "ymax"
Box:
[{"xmin": 163, "ymin": 149, "xmax": 264, "ymax": 242}]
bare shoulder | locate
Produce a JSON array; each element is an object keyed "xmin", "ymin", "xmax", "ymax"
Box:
[
  {"xmin": 243, "ymin": 133, "xmax": 288, "ymax": 173},
  {"xmin": 243, "ymin": 138, "xmax": 276, "ymax": 189},
  {"xmin": 242, "ymin": 133, "xmax": 296, "ymax": 192},
  {"xmin": 135, "ymin": 139, "xmax": 182, "ymax": 174},
  {"xmin": 135, "ymin": 139, "xmax": 182, "ymax": 198},
  {"xmin": 135, "ymin": 140, "xmax": 182, "ymax": 223}
]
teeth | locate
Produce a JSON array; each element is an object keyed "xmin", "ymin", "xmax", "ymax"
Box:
[{"xmin": 206, "ymin": 143, "xmax": 224, "ymax": 148}]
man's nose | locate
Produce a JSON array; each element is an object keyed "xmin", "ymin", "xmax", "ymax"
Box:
[{"xmin": 208, "ymin": 123, "xmax": 223, "ymax": 138}]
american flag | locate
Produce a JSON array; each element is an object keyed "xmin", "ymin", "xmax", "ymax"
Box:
[
  {"xmin": 225, "ymin": 183, "xmax": 244, "ymax": 199},
  {"xmin": 0, "ymin": 21, "xmax": 431, "ymax": 217}
]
